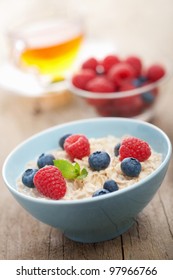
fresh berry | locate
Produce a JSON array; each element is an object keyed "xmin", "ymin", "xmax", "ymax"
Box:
[
  {"xmin": 114, "ymin": 143, "xmax": 121, "ymax": 156},
  {"xmin": 72, "ymin": 69, "xmax": 96, "ymax": 90},
  {"xmin": 103, "ymin": 179, "xmax": 119, "ymax": 192},
  {"xmin": 86, "ymin": 96, "xmax": 110, "ymax": 107},
  {"xmin": 37, "ymin": 153, "xmax": 55, "ymax": 168},
  {"xmin": 141, "ymin": 91, "xmax": 155, "ymax": 104},
  {"xmin": 146, "ymin": 64, "xmax": 166, "ymax": 82},
  {"xmin": 108, "ymin": 62, "xmax": 135, "ymax": 86},
  {"xmin": 81, "ymin": 57, "xmax": 98, "ymax": 71},
  {"xmin": 119, "ymin": 83, "xmax": 136, "ymax": 91},
  {"xmin": 132, "ymin": 76, "xmax": 148, "ymax": 87},
  {"xmin": 113, "ymin": 95, "xmax": 144, "ymax": 117},
  {"xmin": 59, "ymin": 133, "xmax": 72, "ymax": 149},
  {"xmin": 125, "ymin": 56, "xmax": 142, "ymax": 77},
  {"xmin": 95, "ymin": 102, "xmax": 116, "ymax": 116},
  {"xmin": 33, "ymin": 165, "xmax": 66, "ymax": 200},
  {"xmin": 86, "ymin": 76, "xmax": 115, "ymax": 92},
  {"xmin": 102, "ymin": 55, "xmax": 120, "ymax": 72},
  {"xmin": 22, "ymin": 168, "xmax": 38, "ymax": 188},
  {"xmin": 64, "ymin": 134, "xmax": 90, "ymax": 161},
  {"xmin": 96, "ymin": 64, "xmax": 105, "ymax": 75},
  {"xmin": 119, "ymin": 137, "xmax": 151, "ymax": 162},
  {"xmin": 92, "ymin": 188, "xmax": 110, "ymax": 197},
  {"xmin": 121, "ymin": 157, "xmax": 141, "ymax": 177},
  {"xmin": 88, "ymin": 151, "xmax": 110, "ymax": 171}
]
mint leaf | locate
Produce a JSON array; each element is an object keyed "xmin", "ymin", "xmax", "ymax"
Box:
[
  {"xmin": 76, "ymin": 168, "xmax": 88, "ymax": 180},
  {"xmin": 74, "ymin": 162, "xmax": 80, "ymax": 174},
  {"xmin": 54, "ymin": 159, "xmax": 79, "ymax": 180},
  {"xmin": 53, "ymin": 159, "xmax": 88, "ymax": 180}
]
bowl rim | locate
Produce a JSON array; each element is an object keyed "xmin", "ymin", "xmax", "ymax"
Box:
[
  {"xmin": 68, "ymin": 72, "xmax": 171, "ymax": 99},
  {"xmin": 2, "ymin": 117, "xmax": 172, "ymax": 205}
]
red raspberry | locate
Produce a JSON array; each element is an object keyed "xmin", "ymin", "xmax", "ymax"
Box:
[
  {"xmin": 108, "ymin": 62, "xmax": 135, "ymax": 86},
  {"xmin": 33, "ymin": 166, "xmax": 67, "ymax": 200},
  {"xmin": 96, "ymin": 101, "xmax": 115, "ymax": 116},
  {"xmin": 119, "ymin": 83, "xmax": 136, "ymax": 91},
  {"xmin": 64, "ymin": 134, "xmax": 90, "ymax": 161},
  {"xmin": 101, "ymin": 55, "xmax": 120, "ymax": 72},
  {"xmin": 125, "ymin": 56, "xmax": 142, "ymax": 77},
  {"xmin": 86, "ymin": 76, "xmax": 115, "ymax": 92},
  {"xmin": 113, "ymin": 95, "xmax": 144, "ymax": 117},
  {"xmin": 81, "ymin": 57, "xmax": 98, "ymax": 71},
  {"xmin": 72, "ymin": 69, "xmax": 95, "ymax": 90},
  {"xmin": 119, "ymin": 137, "xmax": 151, "ymax": 162},
  {"xmin": 146, "ymin": 64, "xmax": 166, "ymax": 82}
]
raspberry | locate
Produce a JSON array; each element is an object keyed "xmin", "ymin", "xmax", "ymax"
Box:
[
  {"xmin": 72, "ymin": 69, "xmax": 95, "ymax": 90},
  {"xmin": 102, "ymin": 55, "xmax": 120, "ymax": 72},
  {"xmin": 146, "ymin": 64, "xmax": 166, "ymax": 82},
  {"xmin": 119, "ymin": 137, "xmax": 151, "ymax": 162},
  {"xmin": 108, "ymin": 62, "xmax": 135, "ymax": 86},
  {"xmin": 64, "ymin": 134, "xmax": 90, "ymax": 161},
  {"xmin": 113, "ymin": 95, "xmax": 144, "ymax": 117},
  {"xmin": 33, "ymin": 166, "xmax": 67, "ymax": 200},
  {"xmin": 87, "ymin": 97, "xmax": 110, "ymax": 108},
  {"xmin": 119, "ymin": 83, "xmax": 136, "ymax": 91},
  {"xmin": 81, "ymin": 57, "xmax": 98, "ymax": 71},
  {"xmin": 125, "ymin": 56, "xmax": 142, "ymax": 77},
  {"xmin": 86, "ymin": 76, "xmax": 115, "ymax": 92}
]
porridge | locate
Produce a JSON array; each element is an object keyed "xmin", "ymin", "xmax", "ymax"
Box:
[{"xmin": 17, "ymin": 134, "xmax": 162, "ymax": 200}]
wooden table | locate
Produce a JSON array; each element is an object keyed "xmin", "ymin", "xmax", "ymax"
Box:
[{"xmin": 0, "ymin": 83, "xmax": 173, "ymax": 260}]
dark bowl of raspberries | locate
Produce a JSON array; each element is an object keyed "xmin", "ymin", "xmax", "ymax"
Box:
[{"xmin": 69, "ymin": 53, "xmax": 171, "ymax": 120}]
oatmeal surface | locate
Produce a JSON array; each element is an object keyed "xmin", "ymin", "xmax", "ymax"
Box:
[{"xmin": 17, "ymin": 135, "xmax": 162, "ymax": 200}]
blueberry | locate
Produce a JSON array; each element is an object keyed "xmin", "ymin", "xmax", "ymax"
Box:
[
  {"xmin": 88, "ymin": 151, "xmax": 111, "ymax": 171},
  {"xmin": 132, "ymin": 78, "xmax": 143, "ymax": 87},
  {"xmin": 92, "ymin": 188, "xmax": 110, "ymax": 197},
  {"xmin": 121, "ymin": 157, "xmax": 141, "ymax": 177},
  {"xmin": 139, "ymin": 76, "xmax": 148, "ymax": 83},
  {"xmin": 114, "ymin": 143, "xmax": 121, "ymax": 156},
  {"xmin": 132, "ymin": 76, "xmax": 148, "ymax": 87},
  {"xmin": 37, "ymin": 153, "xmax": 55, "ymax": 168},
  {"xmin": 59, "ymin": 133, "xmax": 72, "ymax": 149},
  {"xmin": 141, "ymin": 92, "xmax": 155, "ymax": 104},
  {"xmin": 22, "ymin": 168, "xmax": 38, "ymax": 188},
  {"xmin": 103, "ymin": 179, "xmax": 119, "ymax": 192}
]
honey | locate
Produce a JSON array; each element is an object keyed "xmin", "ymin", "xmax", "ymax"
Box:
[{"xmin": 11, "ymin": 19, "xmax": 84, "ymax": 80}]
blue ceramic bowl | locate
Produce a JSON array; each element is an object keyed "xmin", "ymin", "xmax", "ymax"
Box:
[{"xmin": 2, "ymin": 118, "xmax": 172, "ymax": 243}]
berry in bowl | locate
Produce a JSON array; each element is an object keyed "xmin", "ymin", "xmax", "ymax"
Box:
[
  {"xmin": 69, "ymin": 53, "xmax": 171, "ymax": 120},
  {"xmin": 2, "ymin": 118, "xmax": 172, "ymax": 243}
]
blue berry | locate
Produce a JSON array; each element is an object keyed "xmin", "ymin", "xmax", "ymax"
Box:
[
  {"xmin": 88, "ymin": 151, "xmax": 110, "ymax": 171},
  {"xmin": 103, "ymin": 179, "xmax": 119, "ymax": 192},
  {"xmin": 141, "ymin": 92, "xmax": 155, "ymax": 103},
  {"xmin": 37, "ymin": 153, "xmax": 55, "ymax": 168},
  {"xmin": 121, "ymin": 157, "xmax": 141, "ymax": 177},
  {"xmin": 114, "ymin": 143, "xmax": 121, "ymax": 156},
  {"xmin": 139, "ymin": 76, "xmax": 148, "ymax": 83},
  {"xmin": 132, "ymin": 76, "xmax": 148, "ymax": 87},
  {"xmin": 22, "ymin": 168, "xmax": 38, "ymax": 188},
  {"xmin": 59, "ymin": 134, "xmax": 72, "ymax": 149},
  {"xmin": 92, "ymin": 188, "xmax": 110, "ymax": 197},
  {"xmin": 132, "ymin": 78, "xmax": 143, "ymax": 87}
]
